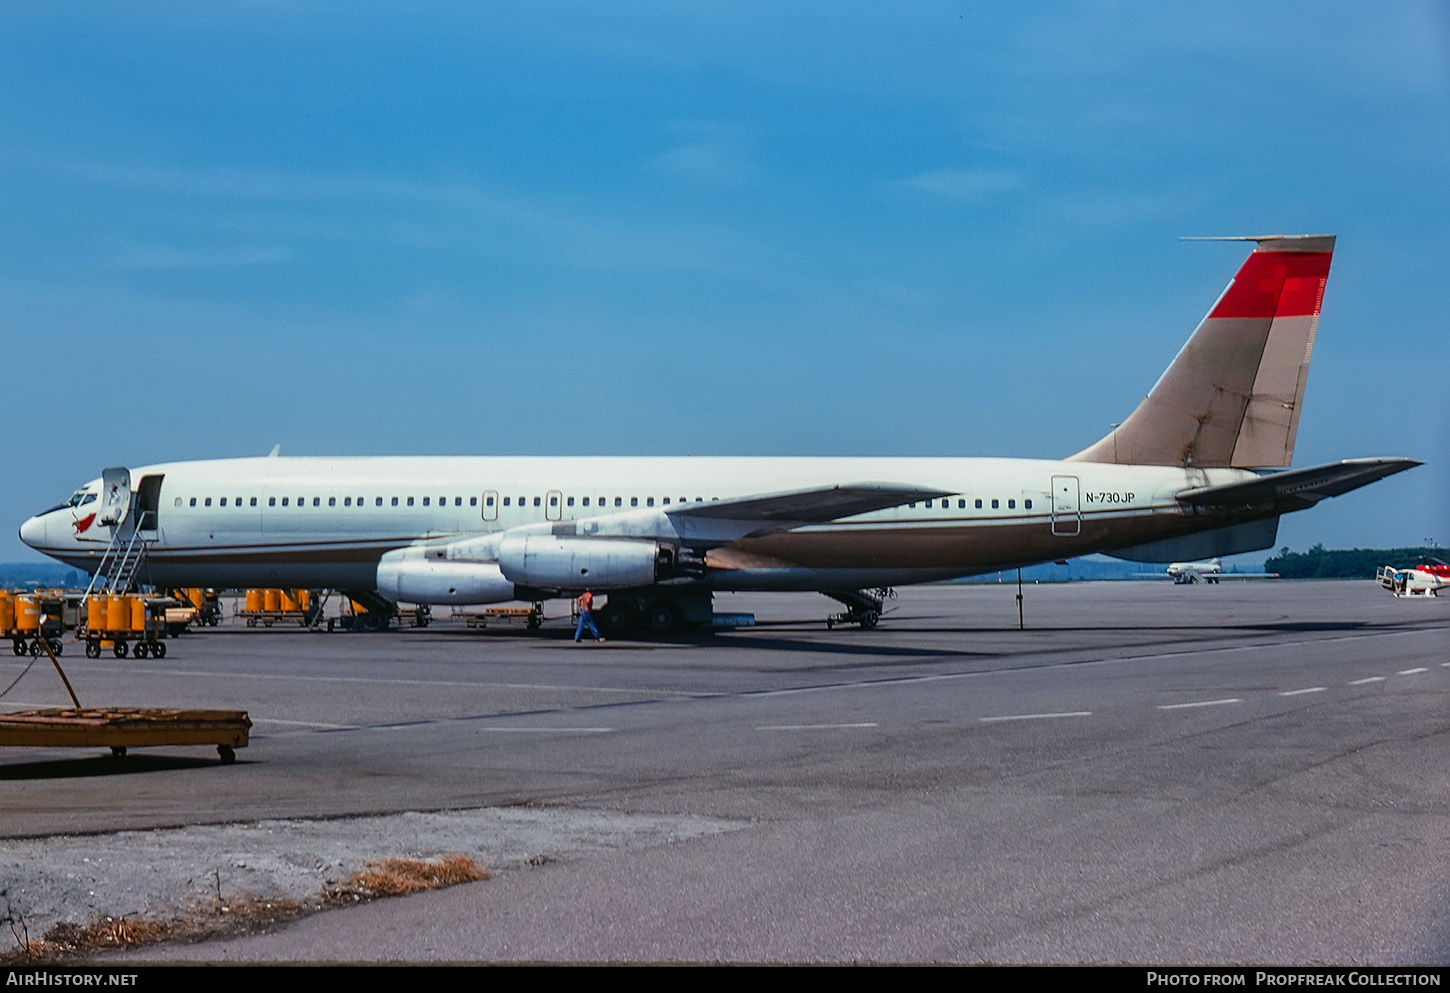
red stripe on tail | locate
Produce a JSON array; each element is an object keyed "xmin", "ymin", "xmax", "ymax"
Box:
[{"xmin": 1210, "ymin": 250, "xmax": 1332, "ymax": 319}]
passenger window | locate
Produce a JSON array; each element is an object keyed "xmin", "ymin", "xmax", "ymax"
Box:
[
  {"xmin": 250, "ymin": 497, "xmax": 257, "ymax": 507},
  {"xmin": 174, "ymin": 497, "xmax": 182, "ymax": 507},
  {"xmin": 205, "ymin": 498, "xmax": 212, "ymax": 507},
  {"xmin": 975, "ymin": 499, "xmax": 983, "ymax": 509},
  {"xmin": 344, "ymin": 497, "xmax": 351, "ymax": 507},
  {"xmin": 282, "ymin": 498, "xmax": 289, "ymax": 507},
  {"xmin": 269, "ymin": 497, "xmax": 276, "ymax": 507},
  {"xmin": 189, "ymin": 497, "xmax": 197, "ymax": 507},
  {"xmin": 330, "ymin": 497, "xmax": 337, "ymax": 507},
  {"xmin": 582, "ymin": 497, "xmax": 589, "ymax": 506},
  {"xmin": 991, "ymin": 499, "xmax": 999, "ymax": 509},
  {"xmin": 1008, "ymin": 499, "xmax": 1015, "ymax": 509},
  {"xmin": 662, "ymin": 497, "xmax": 670, "ymax": 505},
  {"xmin": 549, "ymin": 495, "xmax": 558, "ymax": 507},
  {"xmin": 647, "ymin": 497, "xmax": 654, "ymax": 507},
  {"xmin": 1025, "ymin": 499, "xmax": 1033, "ymax": 509},
  {"xmin": 220, "ymin": 498, "xmax": 227, "ymax": 507},
  {"xmin": 567, "ymin": 497, "xmax": 574, "ymax": 507},
  {"xmin": 630, "ymin": 497, "xmax": 638, "ymax": 507},
  {"xmin": 957, "ymin": 499, "xmax": 965, "ymax": 509},
  {"xmin": 407, "ymin": 497, "xmax": 415, "ymax": 506},
  {"xmin": 455, "ymin": 497, "xmax": 463, "ymax": 507},
  {"xmin": 423, "ymin": 497, "xmax": 430, "ymax": 506},
  {"xmin": 375, "ymin": 497, "xmax": 383, "ymax": 507},
  {"xmin": 313, "ymin": 497, "xmax": 320, "ymax": 507},
  {"xmin": 615, "ymin": 497, "xmax": 623, "ymax": 507},
  {"xmin": 533, "ymin": 496, "xmax": 541, "ymax": 507},
  {"xmin": 391, "ymin": 497, "xmax": 399, "ymax": 506},
  {"xmin": 470, "ymin": 496, "xmax": 477, "ymax": 506},
  {"xmin": 503, "ymin": 497, "xmax": 510, "ymax": 506}
]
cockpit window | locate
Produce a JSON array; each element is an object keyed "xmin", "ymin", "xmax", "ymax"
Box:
[{"xmin": 64, "ymin": 489, "xmax": 94, "ymax": 508}]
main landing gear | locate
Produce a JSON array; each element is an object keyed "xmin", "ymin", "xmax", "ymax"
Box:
[{"xmin": 825, "ymin": 588, "xmax": 894, "ymax": 629}]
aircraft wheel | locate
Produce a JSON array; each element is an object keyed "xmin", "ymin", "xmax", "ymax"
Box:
[
  {"xmin": 154, "ymin": 641, "xmax": 167, "ymax": 658},
  {"xmin": 859, "ymin": 610, "xmax": 879, "ymax": 629},
  {"xmin": 113, "ymin": 641, "xmax": 128, "ymax": 658},
  {"xmin": 645, "ymin": 599, "xmax": 683, "ymax": 635},
  {"xmin": 597, "ymin": 603, "xmax": 635, "ymax": 638}
]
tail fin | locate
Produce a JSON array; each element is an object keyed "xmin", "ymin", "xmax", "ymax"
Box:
[{"xmin": 1070, "ymin": 235, "xmax": 1335, "ymax": 468}]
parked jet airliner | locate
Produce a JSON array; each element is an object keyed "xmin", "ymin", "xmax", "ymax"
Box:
[{"xmin": 19, "ymin": 236, "xmax": 1418, "ymax": 632}]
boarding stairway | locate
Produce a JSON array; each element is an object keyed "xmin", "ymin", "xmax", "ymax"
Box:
[{"xmin": 82, "ymin": 515, "xmax": 152, "ymax": 598}]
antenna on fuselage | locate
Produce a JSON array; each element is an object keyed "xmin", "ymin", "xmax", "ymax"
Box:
[{"xmin": 267, "ymin": 444, "xmax": 281, "ymax": 458}]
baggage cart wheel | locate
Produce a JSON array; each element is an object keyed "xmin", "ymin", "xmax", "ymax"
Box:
[
  {"xmin": 154, "ymin": 640, "xmax": 167, "ymax": 658},
  {"xmin": 113, "ymin": 640, "xmax": 128, "ymax": 658},
  {"xmin": 48, "ymin": 639, "xmax": 63, "ymax": 656},
  {"xmin": 218, "ymin": 745, "xmax": 235, "ymax": 764},
  {"xmin": 133, "ymin": 641, "xmax": 147, "ymax": 659},
  {"xmin": 110, "ymin": 746, "xmax": 127, "ymax": 759},
  {"xmin": 86, "ymin": 640, "xmax": 101, "ymax": 658},
  {"xmin": 12, "ymin": 639, "xmax": 24, "ymax": 656},
  {"xmin": 29, "ymin": 639, "xmax": 42, "ymax": 656}
]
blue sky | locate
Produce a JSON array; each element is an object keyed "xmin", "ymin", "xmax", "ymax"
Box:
[{"xmin": 3, "ymin": 1, "xmax": 1447, "ymax": 562}]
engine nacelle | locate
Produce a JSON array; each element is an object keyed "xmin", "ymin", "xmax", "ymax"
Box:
[
  {"xmin": 497, "ymin": 535, "xmax": 666, "ymax": 589},
  {"xmin": 376, "ymin": 553, "xmax": 517, "ymax": 605}
]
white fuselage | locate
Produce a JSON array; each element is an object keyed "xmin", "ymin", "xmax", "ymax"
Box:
[{"xmin": 20, "ymin": 455, "xmax": 1261, "ymax": 595}]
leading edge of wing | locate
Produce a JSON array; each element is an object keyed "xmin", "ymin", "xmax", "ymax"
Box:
[
  {"xmin": 666, "ymin": 482, "xmax": 952, "ymax": 525},
  {"xmin": 1175, "ymin": 458, "xmax": 1421, "ymax": 511}
]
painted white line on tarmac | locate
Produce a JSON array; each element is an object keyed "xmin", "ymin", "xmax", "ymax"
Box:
[
  {"xmin": 1279, "ymin": 687, "xmax": 1325, "ymax": 697},
  {"xmin": 757, "ymin": 722, "xmax": 878, "ymax": 731},
  {"xmin": 1397, "ymin": 667, "xmax": 1428, "ymax": 675},
  {"xmin": 251, "ymin": 718, "xmax": 359, "ymax": 730},
  {"xmin": 1349, "ymin": 676, "xmax": 1385, "ymax": 685},
  {"xmin": 979, "ymin": 711, "xmax": 1091, "ymax": 723},
  {"xmin": 1158, "ymin": 698, "xmax": 1241, "ymax": 710},
  {"xmin": 482, "ymin": 726, "xmax": 614, "ymax": 733}
]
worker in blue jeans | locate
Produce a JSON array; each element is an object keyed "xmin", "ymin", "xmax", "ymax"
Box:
[{"xmin": 574, "ymin": 590, "xmax": 604, "ymax": 643}]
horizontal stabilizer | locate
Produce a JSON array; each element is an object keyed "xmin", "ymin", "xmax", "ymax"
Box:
[{"xmin": 1176, "ymin": 458, "xmax": 1421, "ymax": 511}]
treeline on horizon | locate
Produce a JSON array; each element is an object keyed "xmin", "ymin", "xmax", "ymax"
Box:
[{"xmin": 1263, "ymin": 545, "xmax": 1445, "ymax": 580}]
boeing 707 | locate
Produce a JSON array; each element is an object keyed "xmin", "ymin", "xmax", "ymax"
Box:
[{"xmin": 18, "ymin": 235, "xmax": 1418, "ymax": 633}]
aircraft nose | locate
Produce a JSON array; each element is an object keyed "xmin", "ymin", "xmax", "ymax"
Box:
[{"xmin": 18, "ymin": 513, "xmax": 48, "ymax": 550}]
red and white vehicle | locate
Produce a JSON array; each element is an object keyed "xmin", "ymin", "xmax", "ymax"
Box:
[{"xmin": 1378, "ymin": 558, "xmax": 1449, "ymax": 598}]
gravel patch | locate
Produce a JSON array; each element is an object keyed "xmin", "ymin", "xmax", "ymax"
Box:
[{"xmin": 3, "ymin": 806, "xmax": 741, "ymax": 952}]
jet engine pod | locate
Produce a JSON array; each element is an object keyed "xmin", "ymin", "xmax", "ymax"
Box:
[
  {"xmin": 376, "ymin": 554, "xmax": 517, "ymax": 605},
  {"xmin": 497, "ymin": 535, "xmax": 665, "ymax": 590}
]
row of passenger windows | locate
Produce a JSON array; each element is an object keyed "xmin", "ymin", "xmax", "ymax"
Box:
[
  {"xmin": 178, "ymin": 495, "xmax": 481, "ymax": 508},
  {"xmin": 911, "ymin": 498, "xmax": 1033, "ymax": 510},
  {"xmin": 174, "ymin": 494, "xmax": 1033, "ymax": 512}
]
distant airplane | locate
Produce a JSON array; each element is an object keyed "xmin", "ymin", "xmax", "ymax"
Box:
[
  {"xmin": 1160, "ymin": 558, "xmax": 1278, "ymax": 584},
  {"xmin": 1167, "ymin": 559, "xmax": 1223, "ymax": 584},
  {"xmin": 18, "ymin": 235, "xmax": 1419, "ymax": 633}
]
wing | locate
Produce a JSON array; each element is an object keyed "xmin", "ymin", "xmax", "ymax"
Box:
[{"xmin": 569, "ymin": 481, "xmax": 954, "ymax": 545}]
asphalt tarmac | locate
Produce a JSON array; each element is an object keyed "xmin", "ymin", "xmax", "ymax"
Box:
[{"xmin": 2, "ymin": 581, "xmax": 1447, "ymax": 963}]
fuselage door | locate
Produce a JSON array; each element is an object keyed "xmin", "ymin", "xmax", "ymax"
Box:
[
  {"xmin": 135, "ymin": 474, "xmax": 165, "ymax": 535},
  {"xmin": 545, "ymin": 489, "xmax": 563, "ymax": 522},
  {"xmin": 1050, "ymin": 474, "xmax": 1081, "ymax": 536},
  {"xmin": 481, "ymin": 490, "xmax": 499, "ymax": 522},
  {"xmin": 98, "ymin": 467, "xmax": 131, "ymax": 526}
]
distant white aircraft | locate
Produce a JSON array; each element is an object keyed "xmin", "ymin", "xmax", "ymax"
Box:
[
  {"xmin": 1166, "ymin": 559, "xmax": 1224, "ymax": 584},
  {"xmin": 19, "ymin": 235, "xmax": 1417, "ymax": 633}
]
